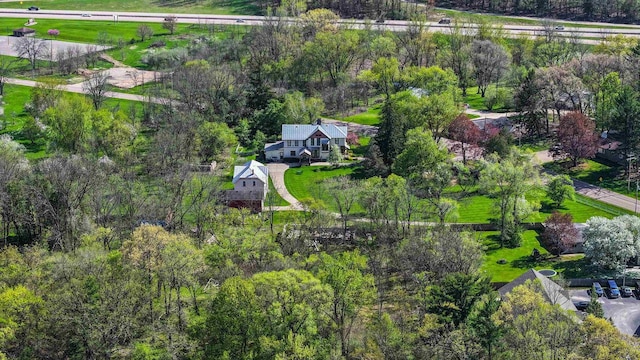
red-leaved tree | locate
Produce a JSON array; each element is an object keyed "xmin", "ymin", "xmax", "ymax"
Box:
[
  {"xmin": 448, "ymin": 114, "xmax": 482, "ymax": 164},
  {"xmin": 553, "ymin": 111, "xmax": 599, "ymax": 167},
  {"xmin": 542, "ymin": 212, "xmax": 580, "ymax": 256}
]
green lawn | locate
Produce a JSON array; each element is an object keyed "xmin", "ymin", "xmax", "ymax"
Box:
[
  {"xmin": 351, "ymin": 136, "xmax": 370, "ymax": 157},
  {"xmin": 284, "ymin": 165, "xmax": 365, "ymax": 214},
  {"xmin": 340, "ymin": 104, "xmax": 382, "ymax": 126},
  {"xmin": 0, "ymin": 0, "xmax": 260, "ymax": 15},
  {"xmin": 456, "ymin": 189, "xmax": 631, "ymax": 224},
  {"xmin": 544, "ymin": 159, "xmax": 634, "ymax": 197},
  {"xmin": 463, "ymin": 85, "xmax": 512, "ymax": 112},
  {"xmin": 479, "ymin": 230, "xmax": 589, "ymax": 282}
]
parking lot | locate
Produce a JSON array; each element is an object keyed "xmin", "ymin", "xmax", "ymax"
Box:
[{"xmin": 570, "ymin": 289, "xmax": 640, "ymax": 336}]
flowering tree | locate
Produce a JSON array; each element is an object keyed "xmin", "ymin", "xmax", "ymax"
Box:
[
  {"xmin": 448, "ymin": 114, "xmax": 481, "ymax": 164},
  {"xmin": 542, "ymin": 212, "xmax": 579, "ymax": 256},
  {"xmin": 552, "ymin": 111, "xmax": 599, "ymax": 167},
  {"xmin": 47, "ymin": 29, "xmax": 59, "ymax": 38}
]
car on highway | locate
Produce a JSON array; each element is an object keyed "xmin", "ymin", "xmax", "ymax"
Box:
[
  {"xmin": 593, "ymin": 282, "xmax": 604, "ymax": 297},
  {"xmin": 27, "ymin": 6, "xmax": 39, "ymax": 11},
  {"xmin": 438, "ymin": 18, "xmax": 451, "ymax": 24},
  {"xmin": 554, "ymin": 25, "xmax": 565, "ymax": 31},
  {"xmin": 82, "ymin": 13, "xmax": 91, "ymax": 17},
  {"xmin": 375, "ymin": 18, "xmax": 385, "ymax": 23},
  {"xmin": 621, "ymin": 286, "xmax": 633, "ymax": 297},
  {"xmin": 607, "ymin": 279, "xmax": 620, "ymax": 299},
  {"xmin": 574, "ymin": 301, "xmax": 589, "ymax": 311},
  {"xmin": 235, "ymin": 19, "xmax": 245, "ymax": 23}
]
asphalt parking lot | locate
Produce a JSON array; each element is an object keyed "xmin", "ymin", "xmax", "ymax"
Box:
[{"xmin": 571, "ymin": 289, "xmax": 640, "ymax": 336}]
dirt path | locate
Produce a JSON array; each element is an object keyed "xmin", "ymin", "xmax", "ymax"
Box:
[{"xmin": 100, "ymin": 53, "xmax": 127, "ymax": 68}]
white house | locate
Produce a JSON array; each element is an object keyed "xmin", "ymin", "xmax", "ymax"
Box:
[
  {"xmin": 264, "ymin": 120, "xmax": 348, "ymax": 162},
  {"xmin": 227, "ymin": 160, "xmax": 269, "ymax": 212}
]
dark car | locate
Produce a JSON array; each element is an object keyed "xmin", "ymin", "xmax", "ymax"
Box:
[
  {"xmin": 28, "ymin": 6, "xmax": 39, "ymax": 10},
  {"xmin": 592, "ymin": 282, "xmax": 604, "ymax": 297},
  {"xmin": 438, "ymin": 18, "xmax": 451, "ymax": 24},
  {"xmin": 621, "ymin": 286, "xmax": 633, "ymax": 297},
  {"xmin": 607, "ymin": 279, "xmax": 620, "ymax": 299},
  {"xmin": 375, "ymin": 19, "xmax": 385, "ymax": 23},
  {"xmin": 574, "ymin": 301, "xmax": 589, "ymax": 311}
]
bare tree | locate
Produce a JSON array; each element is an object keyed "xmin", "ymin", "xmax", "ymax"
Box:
[
  {"xmin": 162, "ymin": 16, "xmax": 178, "ymax": 35},
  {"xmin": 137, "ymin": 25, "xmax": 154, "ymax": 42},
  {"xmin": 12, "ymin": 36, "xmax": 49, "ymax": 71},
  {"xmin": 83, "ymin": 71, "xmax": 110, "ymax": 110},
  {"xmin": 471, "ymin": 40, "xmax": 510, "ymax": 97}
]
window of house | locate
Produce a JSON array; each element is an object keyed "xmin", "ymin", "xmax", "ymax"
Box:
[
  {"xmin": 295, "ymin": 140, "xmax": 299, "ymax": 146},
  {"xmin": 242, "ymin": 181, "xmax": 246, "ymax": 187},
  {"xmin": 287, "ymin": 140, "xmax": 292, "ymax": 146},
  {"xmin": 335, "ymin": 139, "xmax": 339, "ymax": 145},
  {"xmin": 290, "ymin": 151, "xmax": 295, "ymax": 156},
  {"xmin": 253, "ymin": 181, "xmax": 256, "ymax": 186},
  {"xmin": 322, "ymin": 144, "xmax": 328, "ymax": 151}
]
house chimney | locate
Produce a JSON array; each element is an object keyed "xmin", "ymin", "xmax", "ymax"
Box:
[{"xmin": 316, "ymin": 118, "xmax": 322, "ymax": 125}]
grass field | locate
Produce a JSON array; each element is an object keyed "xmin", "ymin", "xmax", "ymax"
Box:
[
  {"xmin": 479, "ymin": 230, "xmax": 588, "ymax": 282},
  {"xmin": 544, "ymin": 159, "xmax": 634, "ymax": 197},
  {"xmin": 0, "ymin": 0, "xmax": 260, "ymax": 15},
  {"xmin": 284, "ymin": 165, "xmax": 366, "ymax": 214},
  {"xmin": 341, "ymin": 103, "xmax": 382, "ymax": 126},
  {"xmin": 267, "ymin": 178, "xmax": 289, "ymax": 207},
  {"xmin": 463, "ymin": 85, "xmax": 513, "ymax": 112}
]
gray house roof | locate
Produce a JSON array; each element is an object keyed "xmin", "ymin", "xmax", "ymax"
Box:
[
  {"xmin": 499, "ymin": 269, "xmax": 578, "ymax": 312},
  {"xmin": 282, "ymin": 124, "xmax": 348, "ymax": 141},
  {"xmin": 232, "ymin": 160, "xmax": 268, "ymax": 185},
  {"xmin": 264, "ymin": 141, "xmax": 284, "ymax": 152}
]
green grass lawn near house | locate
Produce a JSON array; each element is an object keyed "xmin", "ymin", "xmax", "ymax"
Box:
[
  {"xmin": 544, "ymin": 159, "xmax": 634, "ymax": 197},
  {"xmin": 341, "ymin": 103, "xmax": 382, "ymax": 126},
  {"xmin": 479, "ymin": 230, "xmax": 589, "ymax": 282},
  {"xmin": 0, "ymin": 0, "xmax": 260, "ymax": 15},
  {"xmin": 284, "ymin": 165, "xmax": 365, "ymax": 214}
]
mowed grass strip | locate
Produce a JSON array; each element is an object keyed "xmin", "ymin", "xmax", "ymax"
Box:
[
  {"xmin": 479, "ymin": 230, "xmax": 589, "ymax": 282},
  {"xmin": 0, "ymin": 0, "xmax": 260, "ymax": 15}
]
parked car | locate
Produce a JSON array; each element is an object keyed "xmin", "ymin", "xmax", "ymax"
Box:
[
  {"xmin": 621, "ymin": 286, "xmax": 633, "ymax": 297},
  {"xmin": 28, "ymin": 6, "xmax": 39, "ymax": 10},
  {"xmin": 574, "ymin": 301, "xmax": 589, "ymax": 311},
  {"xmin": 592, "ymin": 282, "xmax": 604, "ymax": 297},
  {"xmin": 438, "ymin": 18, "xmax": 451, "ymax": 24},
  {"xmin": 607, "ymin": 279, "xmax": 620, "ymax": 299}
]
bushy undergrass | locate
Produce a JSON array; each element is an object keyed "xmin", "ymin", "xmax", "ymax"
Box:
[
  {"xmin": 1, "ymin": 84, "xmax": 145, "ymax": 160},
  {"xmin": 0, "ymin": 0, "xmax": 260, "ymax": 15},
  {"xmin": 341, "ymin": 103, "xmax": 382, "ymax": 126},
  {"xmin": 479, "ymin": 230, "xmax": 589, "ymax": 282}
]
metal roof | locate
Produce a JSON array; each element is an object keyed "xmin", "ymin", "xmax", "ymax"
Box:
[
  {"xmin": 232, "ymin": 160, "xmax": 268, "ymax": 184},
  {"xmin": 282, "ymin": 124, "xmax": 348, "ymax": 141}
]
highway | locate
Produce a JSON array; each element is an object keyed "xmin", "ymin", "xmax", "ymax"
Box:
[{"xmin": 0, "ymin": 8, "xmax": 639, "ymax": 42}]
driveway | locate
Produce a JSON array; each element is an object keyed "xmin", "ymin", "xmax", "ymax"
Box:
[
  {"xmin": 266, "ymin": 163, "xmax": 303, "ymax": 211},
  {"xmin": 570, "ymin": 289, "xmax": 640, "ymax": 336}
]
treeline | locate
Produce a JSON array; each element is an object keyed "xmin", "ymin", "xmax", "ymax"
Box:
[{"xmin": 435, "ymin": 0, "xmax": 640, "ymax": 23}]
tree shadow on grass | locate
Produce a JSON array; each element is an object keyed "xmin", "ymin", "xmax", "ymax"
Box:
[{"xmin": 538, "ymin": 200, "xmax": 567, "ymax": 214}]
